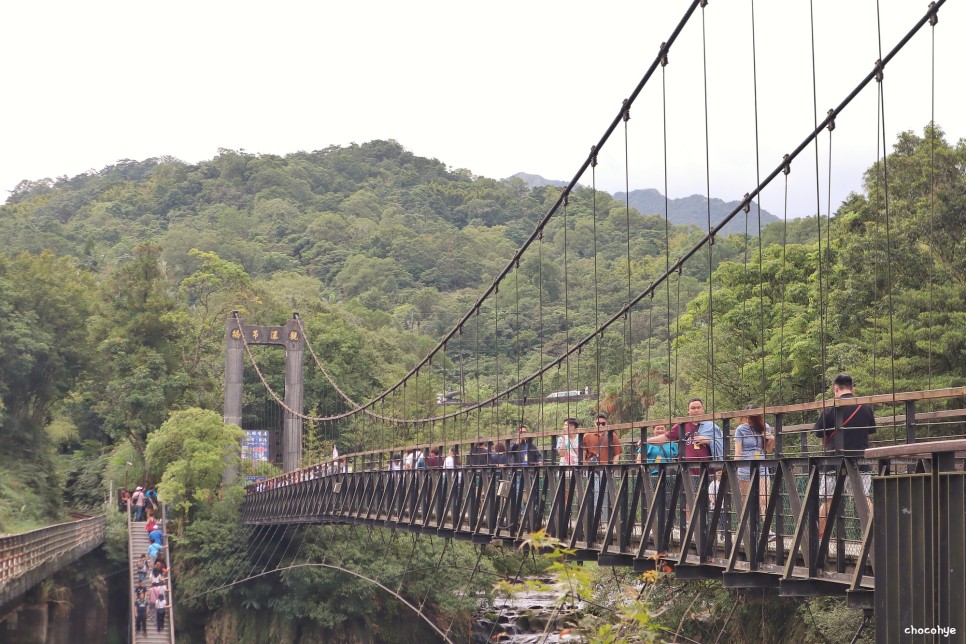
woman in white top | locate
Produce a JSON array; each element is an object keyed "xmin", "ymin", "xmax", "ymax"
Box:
[
  {"xmin": 443, "ymin": 446, "xmax": 458, "ymax": 469},
  {"xmin": 556, "ymin": 419, "xmax": 580, "ymax": 465}
]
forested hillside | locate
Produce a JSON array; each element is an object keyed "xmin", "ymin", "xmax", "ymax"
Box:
[
  {"xmin": 1, "ymin": 128, "xmax": 963, "ymax": 642},
  {"xmin": 2, "ymin": 130, "xmax": 964, "ymax": 513}
]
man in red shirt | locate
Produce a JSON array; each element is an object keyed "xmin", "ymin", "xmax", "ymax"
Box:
[{"xmin": 646, "ymin": 398, "xmax": 716, "ymax": 474}]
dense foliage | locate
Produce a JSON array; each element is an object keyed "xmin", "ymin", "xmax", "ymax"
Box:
[{"xmin": 0, "ymin": 128, "xmax": 962, "ymax": 640}]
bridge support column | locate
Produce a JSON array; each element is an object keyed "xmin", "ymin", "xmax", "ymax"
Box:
[
  {"xmin": 283, "ymin": 317, "xmax": 304, "ymax": 473},
  {"xmin": 224, "ymin": 312, "xmax": 245, "ymax": 485},
  {"xmin": 223, "ymin": 313, "xmax": 305, "ymax": 478}
]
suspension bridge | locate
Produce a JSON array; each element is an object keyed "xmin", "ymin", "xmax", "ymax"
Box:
[{"xmin": 2, "ymin": 1, "xmax": 964, "ymax": 642}]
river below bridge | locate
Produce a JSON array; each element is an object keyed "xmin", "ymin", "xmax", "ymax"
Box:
[{"xmin": 473, "ymin": 578, "xmax": 585, "ymax": 643}]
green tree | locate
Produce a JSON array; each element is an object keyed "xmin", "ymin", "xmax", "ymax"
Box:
[
  {"xmin": 145, "ymin": 408, "xmax": 244, "ymax": 522},
  {"xmin": 179, "ymin": 249, "xmax": 258, "ymax": 406},
  {"xmin": 0, "ymin": 251, "xmax": 95, "ymax": 459},
  {"xmin": 92, "ymin": 243, "xmax": 188, "ymax": 456}
]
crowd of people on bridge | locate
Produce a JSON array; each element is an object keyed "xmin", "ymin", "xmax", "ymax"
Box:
[
  {"xmin": 125, "ymin": 485, "xmax": 171, "ymax": 636},
  {"xmin": 248, "ymin": 375, "xmax": 877, "ymax": 539}
]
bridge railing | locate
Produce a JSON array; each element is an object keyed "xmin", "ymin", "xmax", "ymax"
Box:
[
  {"xmin": 241, "ymin": 449, "xmax": 964, "ymax": 601},
  {"xmin": 248, "ymin": 386, "xmax": 966, "ymax": 490},
  {"xmin": 161, "ymin": 497, "xmax": 176, "ymax": 643},
  {"xmin": 241, "ymin": 387, "xmax": 965, "ymax": 598},
  {"xmin": 0, "ymin": 515, "xmax": 106, "ymax": 607}
]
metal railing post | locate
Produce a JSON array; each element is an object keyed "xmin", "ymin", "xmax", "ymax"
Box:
[
  {"xmin": 161, "ymin": 500, "xmax": 176, "ymax": 643},
  {"xmin": 127, "ymin": 499, "xmax": 135, "ymax": 644}
]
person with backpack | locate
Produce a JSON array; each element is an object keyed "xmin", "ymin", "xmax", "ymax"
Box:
[
  {"xmin": 813, "ymin": 373, "xmax": 876, "ymax": 536},
  {"xmin": 646, "ymin": 398, "xmax": 722, "ymax": 474},
  {"xmin": 131, "ymin": 486, "xmax": 146, "ymax": 521},
  {"xmin": 145, "ymin": 486, "xmax": 159, "ymax": 515},
  {"xmin": 136, "ymin": 553, "xmax": 149, "ymax": 583}
]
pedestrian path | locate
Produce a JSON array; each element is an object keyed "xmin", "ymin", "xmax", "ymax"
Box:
[{"xmin": 129, "ymin": 513, "xmax": 173, "ymax": 643}]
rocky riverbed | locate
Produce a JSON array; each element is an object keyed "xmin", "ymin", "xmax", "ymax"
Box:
[{"xmin": 474, "ymin": 578, "xmax": 586, "ymax": 642}]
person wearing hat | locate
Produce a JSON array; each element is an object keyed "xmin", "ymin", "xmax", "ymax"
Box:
[
  {"xmin": 131, "ymin": 486, "xmax": 146, "ymax": 521},
  {"xmin": 149, "ymin": 526, "xmax": 164, "ymax": 546}
]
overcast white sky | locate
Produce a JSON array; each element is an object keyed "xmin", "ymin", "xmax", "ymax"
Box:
[{"xmin": 1, "ymin": 1, "xmax": 963, "ymax": 218}]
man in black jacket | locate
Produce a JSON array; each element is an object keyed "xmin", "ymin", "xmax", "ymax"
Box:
[
  {"xmin": 509, "ymin": 425, "xmax": 543, "ymax": 466},
  {"xmin": 813, "ymin": 373, "xmax": 876, "ymax": 534},
  {"xmin": 508, "ymin": 425, "xmax": 542, "ymax": 526}
]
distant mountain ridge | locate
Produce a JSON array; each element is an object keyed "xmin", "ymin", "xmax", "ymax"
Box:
[
  {"xmin": 615, "ymin": 188, "xmax": 779, "ymax": 236},
  {"xmin": 510, "ymin": 173, "xmax": 778, "ymax": 236},
  {"xmin": 509, "ymin": 172, "xmax": 570, "ymax": 188}
]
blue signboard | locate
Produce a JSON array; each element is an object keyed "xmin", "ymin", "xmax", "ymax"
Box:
[
  {"xmin": 242, "ymin": 430, "xmax": 270, "ymax": 462},
  {"xmin": 244, "ymin": 475, "xmax": 267, "ymax": 484}
]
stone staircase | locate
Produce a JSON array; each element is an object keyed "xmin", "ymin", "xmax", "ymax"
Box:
[{"xmin": 129, "ymin": 517, "xmax": 173, "ymax": 643}]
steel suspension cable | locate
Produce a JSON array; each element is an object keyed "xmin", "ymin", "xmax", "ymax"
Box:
[
  {"xmin": 875, "ymin": 0, "xmax": 900, "ymax": 420},
  {"xmin": 443, "ymin": 545, "xmax": 485, "ymax": 638},
  {"xmin": 538, "ymin": 229, "xmax": 545, "ymax": 431},
  {"xmin": 662, "ymin": 51, "xmax": 673, "ymax": 426},
  {"xmin": 623, "ymin": 103, "xmax": 634, "ymax": 399},
  {"xmin": 197, "ymin": 560, "xmax": 454, "ymax": 643},
  {"xmin": 646, "ymin": 297, "xmax": 654, "ymax": 421},
  {"xmin": 926, "ymin": 9, "xmax": 938, "ymax": 389},
  {"xmin": 778, "ymin": 165, "xmax": 790, "ymax": 403},
  {"xmin": 225, "ymin": 523, "xmax": 285, "ymax": 595},
  {"xmin": 475, "ymin": 307, "xmax": 481, "ymax": 441},
  {"xmin": 591, "ymin": 147, "xmax": 602, "ymax": 411},
  {"xmin": 563, "ymin": 195, "xmax": 572, "ymax": 418},
  {"xmin": 871, "ymin": 74, "xmax": 883, "ymax": 395},
  {"xmin": 514, "ymin": 264, "xmax": 523, "ymax": 425},
  {"xmin": 809, "ymin": 0, "xmax": 829, "ymax": 408},
  {"xmin": 195, "ymin": 524, "xmax": 263, "ymax": 598},
  {"xmin": 494, "ymin": 280, "xmax": 500, "ymax": 435},
  {"xmin": 484, "ymin": 548, "xmax": 534, "ymax": 643},
  {"xmin": 701, "ymin": 0, "xmax": 716, "ymax": 412},
  {"xmin": 417, "ymin": 536, "xmax": 449, "ymax": 611},
  {"xmin": 278, "ymin": 2, "xmax": 704, "ymax": 426},
  {"xmin": 750, "ymin": 0, "xmax": 767, "ymax": 410}
]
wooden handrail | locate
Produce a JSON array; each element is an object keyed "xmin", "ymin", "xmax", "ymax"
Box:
[
  {"xmin": 161, "ymin": 498, "xmax": 176, "ymax": 644},
  {"xmin": 865, "ymin": 439, "xmax": 966, "ymax": 459},
  {"xmin": 127, "ymin": 499, "xmax": 136, "ymax": 644},
  {"xmin": 321, "ymin": 387, "xmax": 966, "ymax": 457},
  {"xmin": 248, "ymin": 386, "xmax": 966, "ymax": 490}
]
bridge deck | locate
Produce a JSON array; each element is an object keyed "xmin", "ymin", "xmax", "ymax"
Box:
[{"xmin": 239, "ymin": 457, "xmax": 930, "ymax": 602}]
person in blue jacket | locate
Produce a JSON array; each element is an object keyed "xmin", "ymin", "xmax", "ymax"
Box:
[{"xmin": 637, "ymin": 425, "xmax": 679, "ymax": 474}]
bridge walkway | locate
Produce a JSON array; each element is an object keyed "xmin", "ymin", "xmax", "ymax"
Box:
[
  {"xmin": 127, "ymin": 503, "xmax": 175, "ymax": 643},
  {"xmin": 0, "ymin": 515, "xmax": 105, "ymax": 615},
  {"xmin": 242, "ymin": 458, "xmax": 893, "ymax": 604}
]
